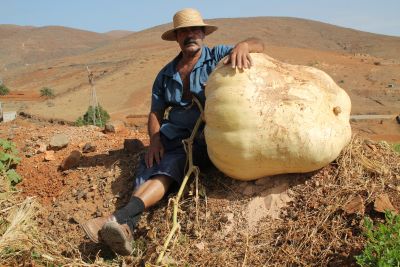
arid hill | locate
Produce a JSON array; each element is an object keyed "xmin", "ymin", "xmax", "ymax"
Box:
[
  {"xmin": 0, "ymin": 24, "xmax": 125, "ymax": 69},
  {"xmin": 104, "ymin": 30, "xmax": 134, "ymax": 39},
  {"xmin": 0, "ymin": 17, "xmax": 399, "ymax": 141}
]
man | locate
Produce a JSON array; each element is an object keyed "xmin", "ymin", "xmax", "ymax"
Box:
[{"xmin": 82, "ymin": 8, "xmax": 264, "ymax": 255}]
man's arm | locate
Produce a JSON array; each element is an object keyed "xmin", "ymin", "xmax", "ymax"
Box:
[
  {"xmin": 145, "ymin": 110, "xmax": 164, "ymax": 168},
  {"xmin": 223, "ymin": 37, "xmax": 265, "ymax": 69}
]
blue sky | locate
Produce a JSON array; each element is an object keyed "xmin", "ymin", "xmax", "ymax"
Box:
[{"xmin": 2, "ymin": 0, "xmax": 400, "ymax": 37}]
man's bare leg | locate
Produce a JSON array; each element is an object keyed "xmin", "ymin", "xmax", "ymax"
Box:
[
  {"xmin": 95, "ymin": 175, "xmax": 174, "ymax": 255},
  {"xmin": 133, "ymin": 175, "xmax": 173, "ymax": 208},
  {"xmin": 82, "ymin": 175, "xmax": 173, "ymax": 245}
]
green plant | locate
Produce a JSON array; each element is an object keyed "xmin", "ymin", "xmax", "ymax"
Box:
[
  {"xmin": 0, "ymin": 139, "xmax": 22, "ymax": 186},
  {"xmin": 40, "ymin": 87, "xmax": 55, "ymax": 98},
  {"xmin": 75, "ymin": 105, "xmax": 110, "ymax": 127},
  {"xmin": 392, "ymin": 143, "xmax": 400, "ymax": 154},
  {"xmin": 0, "ymin": 84, "xmax": 10, "ymax": 96},
  {"xmin": 356, "ymin": 211, "xmax": 400, "ymax": 267}
]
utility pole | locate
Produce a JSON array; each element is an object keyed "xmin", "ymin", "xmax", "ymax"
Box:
[
  {"xmin": 0, "ymin": 77, "xmax": 3, "ymax": 121},
  {"xmin": 86, "ymin": 66, "xmax": 100, "ymax": 126}
]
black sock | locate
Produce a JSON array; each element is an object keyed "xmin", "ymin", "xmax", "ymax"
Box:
[
  {"xmin": 114, "ymin": 196, "xmax": 145, "ymax": 225},
  {"xmin": 126, "ymin": 213, "xmax": 142, "ymax": 231}
]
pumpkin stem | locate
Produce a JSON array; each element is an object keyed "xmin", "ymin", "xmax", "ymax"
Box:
[{"xmin": 156, "ymin": 97, "xmax": 204, "ymax": 264}]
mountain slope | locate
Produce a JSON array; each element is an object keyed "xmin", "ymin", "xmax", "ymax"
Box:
[
  {"xmin": 1, "ymin": 17, "xmax": 399, "ymax": 123},
  {"xmin": 0, "ymin": 24, "xmax": 123, "ymax": 69}
]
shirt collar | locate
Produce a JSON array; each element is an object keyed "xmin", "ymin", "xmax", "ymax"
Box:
[{"xmin": 162, "ymin": 46, "xmax": 212, "ymax": 77}]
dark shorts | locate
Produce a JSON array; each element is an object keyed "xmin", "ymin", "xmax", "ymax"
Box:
[{"xmin": 134, "ymin": 133, "xmax": 211, "ymax": 188}]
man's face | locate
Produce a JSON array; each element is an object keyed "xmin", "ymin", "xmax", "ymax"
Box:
[{"xmin": 176, "ymin": 26, "xmax": 205, "ymax": 55}]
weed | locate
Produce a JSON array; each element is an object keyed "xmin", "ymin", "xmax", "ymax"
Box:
[
  {"xmin": 307, "ymin": 61, "xmax": 319, "ymax": 67},
  {"xmin": 131, "ymin": 236, "xmax": 147, "ymax": 258},
  {"xmin": 0, "ymin": 84, "xmax": 9, "ymax": 96},
  {"xmin": 40, "ymin": 87, "xmax": 55, "ymax": 98},
  {"xmin": 356, "ymin": 211, "xmax": 400, "ymax": 266},
  {"xmin": 0, "ymin": 139, "xmax": 22, "ymax": 186},
  {"xmin": 392, "ymin": 143, "xmax": 400, "ymax": 154},
  {"xmin": 75, "ymin": 105, "xmax": 110, "ymax": 127}
]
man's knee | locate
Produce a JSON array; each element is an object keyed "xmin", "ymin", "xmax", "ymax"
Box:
[{"xmin": 150, "ymin": 175, "xmax": 173, "ymax": 188}]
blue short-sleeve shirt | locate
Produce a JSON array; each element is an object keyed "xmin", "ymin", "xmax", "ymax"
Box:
[{"xmin": 151, "ymin": 45, "xmax": 233, "ymax": 140}]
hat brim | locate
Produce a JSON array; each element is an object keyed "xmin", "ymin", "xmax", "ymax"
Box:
[{"xmin": 161, "ymin": 24, "xmax": 218, "ymax": 41}]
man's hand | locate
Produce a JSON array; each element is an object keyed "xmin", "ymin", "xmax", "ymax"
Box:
[
  {"xmin": 223, "ymin": 37, "xmax": 264, "ymax": 69},
  {"xmin": 145, "ymin": 133, "xmax": 164, "ymax": 168},
  {"xmin": 223, "ymin": 41, "xmax": 253, "ymax": 69}
]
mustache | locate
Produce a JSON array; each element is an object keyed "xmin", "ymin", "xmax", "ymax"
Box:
[{"xmin": 183, "ymin": 38, "xmax": 198, "ymax": 46}]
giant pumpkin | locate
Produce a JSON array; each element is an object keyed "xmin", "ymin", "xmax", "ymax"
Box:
[{"xmin": 204, "ymin": 53, "xmax": 351, "ymax": 180}]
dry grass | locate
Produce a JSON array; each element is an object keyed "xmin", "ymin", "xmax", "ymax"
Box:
[
  {"xmin": 0, "ymin": 187, "xmax": 119, "ymax": 266},
  {"xmin": 141, "ymin": 136, "xmax": 400, "ymax": 266}
]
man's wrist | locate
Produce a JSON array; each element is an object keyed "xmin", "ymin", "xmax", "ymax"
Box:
[{"xmin": 150, "ymin": 132, "xmax": 161, "ymax": 143}]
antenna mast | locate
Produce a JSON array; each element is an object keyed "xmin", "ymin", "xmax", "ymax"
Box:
[{"xmin": 86, "ymin": 66, "xmax": 100, "ymax": 126}]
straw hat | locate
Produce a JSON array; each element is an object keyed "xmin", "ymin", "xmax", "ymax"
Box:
[{"xmin": 161, "ymin": 8, "xmax": 218, "ymax": 41}]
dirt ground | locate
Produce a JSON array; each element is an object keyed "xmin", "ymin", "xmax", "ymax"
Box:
[{"xmin": 1, "ymin": 116, "xmax": 399, "ymax": 266}]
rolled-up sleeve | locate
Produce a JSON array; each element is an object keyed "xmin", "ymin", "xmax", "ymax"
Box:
[
  {"xmin": 150, "ymin": 72, "xmax": 166, "ymax": 113},
  {"xmin": 213, "ymin": 45, "xmax": 234, "ymax": 62}
]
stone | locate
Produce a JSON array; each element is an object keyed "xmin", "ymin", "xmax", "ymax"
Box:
[
  {"xmin": 44, "ymin": 150, "xmax": 55, "ymax": 161},
  {"xmin": 2, "ymin": 111, "xmax": 17, "ymax": 122},
  {"xmin": 60, "ymin": 150, "xmax": 81, "ymax": 171},
  {"xmin": 78, "ymin": 142, "xmax": 86, "ymax": 149},
  {"xmin": 82, "ymin": 143, "xmax": 96, "ymax": 153},
  {"xmin": 105, "ymin": 120, "xmax": 126, "ymax": 133},
  {"xmin": 195, "ymin": 242, "xmax": 206, "ymax": 251},
  {"xmin": 124, "ymin": 139, "xmax": 144, "ymax": 154},
  {"xmin": 343, "ymin": 195, "xmax": 364, "ymax": 215},
  {"xmin": 86, "ymin": 125, "xmax": 101, "ymax": 131},
  {"xmin": 37, "ymin": 142, "xmax": 47, "ymax": 153},
  {"xmin": 254, "ymin": 176, "xmax": 273, "ymax": 186},
  {"xmin": 374, "ymin": 193, "xmax": 397, "ymax": 213},
  {"xmin": 242, "ymin": 185, "xmax": 255, "ymax": 196},
  {"xmin": 49, "ymin": 133, "xmax": 69, "ymax": 150}
]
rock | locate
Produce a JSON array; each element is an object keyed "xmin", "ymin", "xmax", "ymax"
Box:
[
  {"xmin": 105, "ymin": 120, "xmax": 126, "ymax": 133},
  {"xmin": 374, "ymin": 194, "xmax": 397, "ymax": 213},
  {"xmin": 343, "ymin": 195, "xmax": 364, "ymax": 215},
  {"xmin": 82, "ymin": 143, "xmax": 96, "ymax": 153},
  {"xmin": 60, "ymin": 150, "xmax": 81, "ymax": 171},
  {"xmin": 49, "ymin": 133, "xmax": 69, "ymax": 150},
  {"xmin": 76, "ymin": 189, "xmax": 87, "ymax": 201},
  {"xmin": 78, "ymin": 142, "xmax": 86, "ymax": 149},
  {"xmin": 254, "ymin": 176, "xmax": 273, "ymax": 186},
  {"xmin": 124, "ymin": 139, "xmax": 144, "ymax": 154},
  {"xmin": 44, "ymin": 150, "xmax": 56, "ymax": 161},
  {"xmin": 195, "ymin": 242, "xmax": 206, "ymax": 251},
  {"xmin": 71, "ymin": 188, "xmax": 77, "ymax": 196},
  {"xmin": 86, "ymin": 125, "xmax": 101, "ymax": 131},
  {"xmin": 242, "ymin": 185, "xmax": 255, "ymax": 196},
  {"xmin": 37, "ymin": 142, "xmax": 47, "ymax": 153}
]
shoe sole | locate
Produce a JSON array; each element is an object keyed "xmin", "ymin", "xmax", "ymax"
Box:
[
  {"xmin": 81, "ymin": 222, "xmax": 100, "ymax": 243},
  {"xmin": 101, "ymin": 221, "xmax": 132, "ymax": 255}
]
